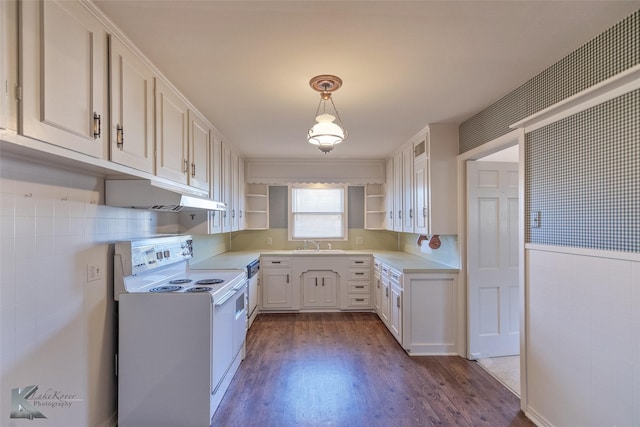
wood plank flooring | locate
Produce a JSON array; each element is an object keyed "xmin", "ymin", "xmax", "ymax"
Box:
[{"xmin": 212, "ymin": 312, "xmax": 533, "ymax": 427}]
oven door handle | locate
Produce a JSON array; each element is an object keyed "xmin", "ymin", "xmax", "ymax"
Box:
[
  {"xmin": 215, "ymin": 289, "xmax": 237, "ymax": 306},
  {"xmin": 232, "ymin": 281, "xmax": 247, "ymax": 291}
]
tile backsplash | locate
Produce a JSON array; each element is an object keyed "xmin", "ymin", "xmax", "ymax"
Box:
[{"xmin": 0, "ymin": 154, "xmax": 178, "ymax": 426}]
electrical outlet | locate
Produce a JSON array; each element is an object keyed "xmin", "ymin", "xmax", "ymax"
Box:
[
  {"xmin": 355, "ymin": 236, "xmax": 364, "ymax": 245},
  {"xmin": 87, "ymin": 264, "xmax": 102, "ymax": 282},
  {"xmin": 266, "ymin": 237, "xmax": 273, "ymax": 245}
]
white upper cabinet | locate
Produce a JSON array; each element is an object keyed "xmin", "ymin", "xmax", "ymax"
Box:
[
  {"xmin": 21, "ymin": 0, "xmax": 107, "ymax": 158},
  {"xmin": 1, "ymin": 0, "xmax": 18, "ymax": 131},
  {"xmin": 109, "ymin": 35, "xmax": 155, "ymax": 173},
  {"xmin": 386, "ymin": 157, "xmax": 394, "ymax": 231},
  {"xmin": 388, "ymin": 124, "xmax": 458, "ymax": 236},
  {"xmin": 155, "ymin": 78, "xmax": 189, "ymax": 185},
  {"xmin": 402, "ymin": 143, "xmax": 414, "ymax": 233},
  {"xmin": 413, "ymin": 137, "xmax": 429, "ymax": 235},
  {"xmin": 187, "ymin": 109, "xmax": 211, "ymax": 193},
  {"xmin": 393, "ymin": 151, "xmax": 403, "ymax": 231}
]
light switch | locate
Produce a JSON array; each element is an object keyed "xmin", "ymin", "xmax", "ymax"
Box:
[{"xmin": 531, "ymin": 211, "xmax": 541, "ymax": 228}]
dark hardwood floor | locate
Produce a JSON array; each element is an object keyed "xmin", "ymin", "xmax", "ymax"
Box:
[{"xmin": 212, "ymin": 312, "xmax": 533, "ymax": 427}]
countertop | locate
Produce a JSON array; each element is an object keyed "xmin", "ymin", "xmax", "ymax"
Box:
[{"xmin": 191, "ymin": 250, "xmax": 459, "ymax": 274}]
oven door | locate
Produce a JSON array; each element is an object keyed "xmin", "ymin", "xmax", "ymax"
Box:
[
  {"xmin": 212, "ymin": 288, "xmax": 236, "ymax": 394},
  {"xmin": 211, "ymin": 280, "xmax": 247, "ymax": 395},
  {"xmin": 232, "ymin": 280, "xmax": 248, "ymax": 357}
]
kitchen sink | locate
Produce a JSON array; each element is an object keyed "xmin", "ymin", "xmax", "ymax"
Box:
[{"xmin": 293, "ymin": 249, "xmax": 346, "ymax": 254}]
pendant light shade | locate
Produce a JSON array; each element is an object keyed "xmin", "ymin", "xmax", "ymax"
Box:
[{"xmin": 307, "ymin": 75, "xmax": 347, "ymax": 154}]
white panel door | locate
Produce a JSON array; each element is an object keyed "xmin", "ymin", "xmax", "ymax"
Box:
[
  {"xmin": 21, "ymin": 0, "xmax": 107, "ymax": 157},
  {"xmin": 109, "ymin": 36, "xmax": 155, "ymax": 173},
  {"xmin": 467, "ymin": 161, "xmax": 519, "ymax": 358},
  {"xmin": 155, "ymin": 79, "xmax": 188, "ymax": 184},
  {"xmin": 187, "ymin": 110, "xmax": 210, "ymax": 193}
]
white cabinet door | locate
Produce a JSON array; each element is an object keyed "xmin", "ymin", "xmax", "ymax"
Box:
[
  {"xmin": 393, "ymin": 151, "xmax": 403, "ymax": 231},
  {"xmin": 414, "ymin": 148, "xmax": 429, "ymax": 235},
  {"xmin": 237, "ymin": 157, "xmax": 245, "ymax": 230},
  {"xmin": 380, "ymin": 265, "xmax": 391, "ymax": 326},
  {"xmin": 188, "ymin": 110, "xmax": 210, "ymax": 193},
  {"xmin": 221, "ymin": 142, "xmax": 233, "ymax": 232},
  {"xmin": 302, "ymin": 271, "xmax": 337, "ymax": 308},
  {"xmin": 261, "ymin": 269, "xmax": 293, "ymax": 310},
  {"xmin": 155, "ymin": 79, "xmax": 188, "ymax": 185},
  {"xmin": 402, "ymin": 144, "xmax": 414, "ymax": 233},
  {"xmin": 21, "ymin": 0, "xmax": 107, "ymax": 158},
  {"xmin": 385, "ymin": 157, "xmax": 394, "ymax": 231},
  {"xmin": 230, "ymin": 150, "xmax": 239, "ymax": 231},
  {"xmin": 1, "ymin": 0, "xmax": 18, "ymax": 131},
  {"xmin": 390, "ymin": 284, "xmax": 402, "ymax": 342},
  {"xmin": 109, "ymin": 36, "xmax": 154, "ymax": 173},
  {"xmin": 209, "ymin": 136, "xmax": 223, "ymax": 233}
]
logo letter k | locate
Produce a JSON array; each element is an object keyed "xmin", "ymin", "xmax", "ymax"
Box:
[{"xmin": 10, "ymin": 385, "xmax": 47, "ymax": 419}]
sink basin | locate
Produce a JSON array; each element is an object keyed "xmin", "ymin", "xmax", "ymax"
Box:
[{"xmin": 293, "ymin": 249, "xmax": 346, "ymax": 254}]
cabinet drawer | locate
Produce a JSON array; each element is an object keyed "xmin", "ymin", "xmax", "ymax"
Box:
[
  {"xmin": 348, "ymin": 257, "xmax": 371, "ymax": 267},
  {"xmin": 348, "ymin": 282, "xmax": 370, "ymax": 294},
  {"xmin": 347, "ymin": 295, "xmax": 371, "ymax": 307},
  {"xmin": 348, "ymin": 269, "xmax": 370, "ymax": 280},
  {"xmin": 261, "ymin": 258, "xmax": 291, "ymax": 268}
]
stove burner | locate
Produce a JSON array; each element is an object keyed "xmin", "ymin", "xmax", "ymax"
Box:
[
  {"xmin": 169, "ymin": 279, "xmax": 193, "ymax": 285},
  {"xmin": 196, "ymin": 279, "xmax": 224, "ymax": 285},
  {"xmin": 149, "ymin": 285, "xmax": 183, "ymax": 293},
  {"xmin": 186, "ymin": 286, "xmax": 213, "ymax": 293}
]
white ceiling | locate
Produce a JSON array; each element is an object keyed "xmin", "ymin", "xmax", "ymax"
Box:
[{"xmin": 94, "ymin": 1, "xmax": 639, "ymax": 161}]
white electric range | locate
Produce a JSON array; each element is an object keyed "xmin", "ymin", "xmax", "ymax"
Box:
[{"xmin": 114, "ymin": 235, "xmax": 247, "ymax": 427}]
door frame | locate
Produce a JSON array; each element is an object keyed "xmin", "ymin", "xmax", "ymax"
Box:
[{"xmin": 456, "ymin": 128, "xmax": 527, "ymax": 409}]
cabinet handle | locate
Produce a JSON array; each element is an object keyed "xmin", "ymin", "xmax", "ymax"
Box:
[
  {"xmin": 272, "ymin": 261, "xmax": 281, "ymax": 264},
  {"xmin": 315, "ymin": 277, "xmax": 318, "ymax": 287},
  {"xmin": 183, "ymin": 159, "xmax": 189, "ymax": 173},
  {"xmin": 409, "ymin": 209, "xmax": 413, "ymax": 219},
  {"xmin": 397, "ymin": 296, "xmax": 401, "ymax": 308},
  {"xmin": 355, "ymin": 261, "xmax": 364, "ymax": 264},
  {"xmin": 377, "ymin": 280, "xmax": 380, "ymax": 289},
  {"xmin": 286, "ymin": 274, "xmax": 289, "ymax": 283},
  {"xmin": 423, "ymin": 207, "xmax": 427, "ymax": 218},
  {"xmin": 191, "ymin": 162, "xmax": 196, "ymax": 177},
  {"xmin": 389, "ymin": 211, "xmax": 393, "ymax": 219},
  {"xmin": 385, "ymin": 287, "xmax": 389, "ymax": 297},
  {"xmin": 239, "ymin": 210, "xmax": 243, "ymax": 218},
  {"xmin": 355, "ymin": 285, "xmax": 365, "ymax": 289},
  {"xmin": 322, "ymin": 277, "xmax": 325, "ymax": 287},
  {"xmin": 355, "ymin": 298, "xmax": 365, "ymax": 302},
  {"xmin": 398, "ymin": 210, "xmax": 402, "ymax": 219},
  {"xmin": 116, "ymin": 124, "xmax": 124, "ymax": 149},
  {"xmin": 93, "ymin": 113, "xmax": 101, "ymax": 139}
]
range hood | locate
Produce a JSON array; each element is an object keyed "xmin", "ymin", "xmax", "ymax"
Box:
[{"xmin": 105, "ymin": 180, "xmax": 226, "ymax": 212}]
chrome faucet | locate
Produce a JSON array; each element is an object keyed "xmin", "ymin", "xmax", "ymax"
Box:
[{"xmin": 304, "ymin": 240, "xmax": 321, "ymax": 251}]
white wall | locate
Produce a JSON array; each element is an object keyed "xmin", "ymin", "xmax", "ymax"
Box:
[
  {"xmin": 0, "ymin": 155, "xmax": 177, "ymax": 426},
  {"xmin": 525, "ymin": 246, "xmax": 640, "ymax": 426}
]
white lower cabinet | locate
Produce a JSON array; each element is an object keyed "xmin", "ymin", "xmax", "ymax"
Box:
[
  {"xmin": 260, "ymin": 257, "xmax": 296, "ymax": 310},
  {"xmin": 302, "ymin": 271, "xmax": 338, "ymax": 308},
  {"xmin": 379, "ymin": 264, "xmax": 391, "ymax": 326},
  {"xmin": 389, "ymin": 268, "xmax": 403, "ymax": 343},
  {"xmin": 402, "ymin": 273, "xmax": 458, "ymax": 355}
]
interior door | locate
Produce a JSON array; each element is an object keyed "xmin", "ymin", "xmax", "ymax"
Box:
[{"xmin": 467, "ymin": 160, "xmax": 519, "ymax": 359}]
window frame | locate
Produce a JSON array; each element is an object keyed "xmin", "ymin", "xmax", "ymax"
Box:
[{"xmin": 287, "ymin": 184, "xmax": 348, "ymax": 241}]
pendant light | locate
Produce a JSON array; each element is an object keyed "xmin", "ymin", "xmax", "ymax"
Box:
[{"xmin": 307, "ymin": 75, "xmax": 348, "ymax": 154}]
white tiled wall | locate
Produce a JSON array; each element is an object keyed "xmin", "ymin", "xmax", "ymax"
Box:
[
  {"xmin": 0, "ymin": 155, "xmax": 175, "ymax": 426},
  {"xmin": 526, "ymin": 247, "xmax": 640, "ymax": 426}
]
